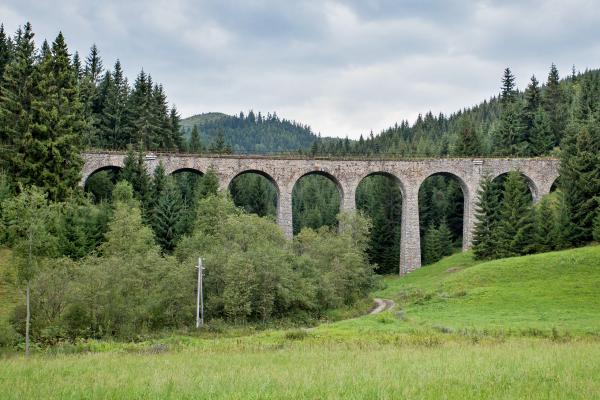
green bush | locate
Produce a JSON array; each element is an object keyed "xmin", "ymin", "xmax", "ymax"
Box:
[{"xmin": 0, "ymin": 319, "xmax": 19, "ymax": 347}]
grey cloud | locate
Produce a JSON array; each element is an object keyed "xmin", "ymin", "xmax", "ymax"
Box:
[{"xmin": 2, "ymin": 0, "xmax": 600, "ymax": 138}]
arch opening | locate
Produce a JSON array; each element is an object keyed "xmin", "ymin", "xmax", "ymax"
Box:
[
  {"xmin": 356, "ymin": 172, "xmax": 403, "ymax": 274},
  {"xmin": 492, "ymin": 172, "xmax": 535, "ymax": 202},
  {"xmin": 229, "ymin": 170, "xmax": 278, "ymax": 218},
  {"xmin": 84, "ymin": 166, "xmax": 123, "ymax": 203},
  {"xmin": 292, "ymin": 171, "xmax": 342, "ymax": 235},
  {"xmin": 171, "ymin": 168, "xmax": 205, "ymax": 209},
  {"xmin": 418, "ymin": 172, "xmax": 466, "ymax": 265},
  {"xmin": 550, "ymin": 176, "xmax": 561, "ymax": 193}
]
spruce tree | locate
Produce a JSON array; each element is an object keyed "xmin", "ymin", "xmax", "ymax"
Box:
[
  {"xmin": 529, "ymin": 108, "xmax": 553, "ymax": 156},
  {"xmin": 150, "ymin": 162, "xmax": 167, "ymax": 207},
  {"xmin": 501, "ymin": 67, "xmax": 517, "ymax": 103},
  {"xmin": 437, "ymin": 219, "xmax": 453, "ymax": 257},
  {"xmin": 0, "ymin": 24, "xmax": 13, "ymax": 85},
  {"xmin": 495, "ymin": 171, "xmax": 536, "ymax": 258},
  {"xmin": 453, "ymin": 116, "xmax": 481, "ymax": 156},
  {"xmin": 28, "ymin": 32, "xmax": 84, "ymax": 201},
  {"xmin": 472, "ymin": 174, "xmax": 501, "ymax": 260},
  {"xmin": 593, "ymin": 209, "xmax": 600, "ymax": 242},
  {"xmin": 84, "ymin": 44, "xmax": 103, "ymax": 84},
  {"xmin": 533, "ymin": 196, "xmax": 557, "ymax": 253},
  {"xmin": 128, "ymin": 70, "xmax": 153, "ymax": 148},
  {"xmin": 120, "ymin": 148, "xmax": 151, "ymax": 209},
  {"xmin": 150, "ymin": 83, "xmax": 171, "ymax": 150},
  {"xmin": 210, "ymin": 130, "xmax": 228, "ymax": 153},
  {"xmin": 0, "ymin": 23, "xmax": 36, "ymax": 173},
  {"xmin": 169, "ymin": 106, "xmax": 182, "ymax": 150},
  {"xmin": 196, "ymin": 168, "xmax": 219, "ymax": 199},
  {"xmin": 39, "ymin": 39, "xmax": 51, "ymax": 60},
  {"xmin": 151, "ymin": 178, "xmax": 184, "ymax": 253},
  {"xmin": 71, "ymin": 51, "xmax": 82, "ymax": 81},
  {"xmin": 189, "ymin": 125, "xmax": 202, "ymax": 152},
  {"xmin": 521, "ymin": 75, "xmax": 542, "ymax": 156},
  {"xmin": 495, "ymin": 68, "xmax": 524, "ymax": 155},
  {"xmin": 422, "ymin": 223, "xmax": 441, "ymax": 265},
  {"xmin": 554, "ymin": 191, "xmax": 574, "ymax": 250},
  {"xmin": 559, "ymin": 118, "xmax": 600, "ymax": 244},
  {"xmin": 543, "ymin": 64, "xmax": 567, "ymax": 146},
  {"xmin": 99, "ymin": 60, "xmax": 130, "ymax": 149}
]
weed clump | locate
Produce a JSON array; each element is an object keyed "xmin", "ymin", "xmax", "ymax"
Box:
[{"xmin": 284, "ymin": 329, "xmax": 309, "ymax": 341}]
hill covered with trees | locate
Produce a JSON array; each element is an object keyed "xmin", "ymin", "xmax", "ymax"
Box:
[{"xmin": 180, "ymin": 111, "xmax": 318, "ymax": 154}]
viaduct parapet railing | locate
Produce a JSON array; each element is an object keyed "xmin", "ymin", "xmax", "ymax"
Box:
[{"xmin": 82, "ymin": 152, "xmax": 560, "ymax": 275}]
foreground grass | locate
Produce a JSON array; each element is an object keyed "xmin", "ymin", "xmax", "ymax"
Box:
[
  {"xmin": 2, "ymin": 246, "xmax": 600, "ymax": 399},
  {"xmin": 1, "ymin": 338, "xmax": 599, "ymax": 399}
]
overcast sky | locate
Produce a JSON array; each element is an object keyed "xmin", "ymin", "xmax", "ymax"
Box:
[{"xmin": 2, "ymin": 1, "xmax": 599, "ymax": 138}]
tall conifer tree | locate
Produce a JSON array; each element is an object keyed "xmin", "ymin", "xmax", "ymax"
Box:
[
  {"xmin": 28, "ymin": 32, "xmax": 84, "ymax": 200},
  {"xmin": 472, "ymin": 174, "xmax": 501, "ymax": 260},
  {"xmin": 0, "ymin": 23, "xmax": 36, "ymax": 173},
  {"xmin": 543, "ymin": 64, "xmax": 566, "ymax": 146},
  {"xmin": 0, "ymin": 24, "xmax": 13, "ymax": 84},
  {"xmin": 151, "ymin": 177, "xmax": 184, "ymax": 253},
  {"xmin": 534, "ymin": 196, "xmax": 557, "ymax": 253},
  {"xmin": 100, "ymin": 60, "xmax": 130, "ymax": 148},
  {"xmin": 559, "ymin": 118, "xmax": 600, "ymax": 244},
  {"xmin": 495, "ymin": 171, "xmax": 535, "ymax": 257},
  {"xmin": 495, "ymin": 68, "xmax": 524, "ymax": 155}
]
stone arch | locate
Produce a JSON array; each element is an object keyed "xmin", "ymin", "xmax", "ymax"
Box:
[
  {"xmin": 228, "ymin": 169, "xmax": 280, "ymax": 197},
  {"xmin": 294, "ymin": 170, "xmax": 344, "ymax": 199},
  {"xmin": 83, "ymin": 165, "xmax": 123, "ymax": 203},
  {"xmin": 355, "ymin": 171, "xmax": 406, "ymax": 198},
  {"xmin": 227, "ymin": 169, "xmax": 280, "ymax": 218},
  {"xmin": 291, "ymin": 170, "xmax": 344, "ymax": 234},
  {"xmin": 169, "ymin": 167, "xmax": 204, "ymax": 176},
  {"xmin": 355, "ymin": 171, "xmax": 404, "ymax": 274},
  {"xmin": 418, "ymin": 171, "xmax": 469, "ymax": 253},
  {"xmin": 492, "ymin": 170, "xmax": 537, "ymax": 201},
  {"xmin": 550, "ymin": 175, "xmax": 561, "ymax": 193},
  {"xmin": 420, "ymin": 171, "xmax": 469, "ymax": 199},
  {"xmin": 83, "ymin": 165, "xmax": 122, "ymax": 188}
]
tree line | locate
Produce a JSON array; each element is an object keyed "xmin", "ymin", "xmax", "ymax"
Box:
[{"xmin": 311, "ymin": 65, "xmax": 599, "ymax": 158}]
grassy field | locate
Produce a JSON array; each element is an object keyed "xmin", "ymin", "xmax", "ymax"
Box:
[{"xmin": 1, "ymin": 246, "xmax": 600, "ymax": 399}]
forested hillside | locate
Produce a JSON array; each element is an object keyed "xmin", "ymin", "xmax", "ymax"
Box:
[
  {"xmin": 314, "ymin": 67, "xmax": 599, "ymax": 158},
  {"xmin": 181, "ymin": 111, "xmax": 318, "ymax": 153}
]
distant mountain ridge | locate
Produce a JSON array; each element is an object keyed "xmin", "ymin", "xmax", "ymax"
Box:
[{"xmin": 181, "ymin": 111, "xmax": 318, "ymax": 153}]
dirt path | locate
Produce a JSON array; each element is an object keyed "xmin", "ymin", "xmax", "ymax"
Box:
[{"xmin": 369, "ymin": 298, "xmax": 395, "ymax": 314}]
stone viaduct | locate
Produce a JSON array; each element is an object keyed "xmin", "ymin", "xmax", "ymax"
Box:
[{"xmin": 82, "ymin": 152, "xmax": 560, "ymax": 275}]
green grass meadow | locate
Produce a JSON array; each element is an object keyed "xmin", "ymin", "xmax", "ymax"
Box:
[{"xmin": 2, "ymin": 245, "xmax": 600, "ymax": 399}]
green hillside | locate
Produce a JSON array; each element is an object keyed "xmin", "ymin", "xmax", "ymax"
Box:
[
  {"xmin": 180, "ymin": 112, "xmax": 230, "ymax": 130},
  {"xmin": 180, "ymin": 111, "xmax": 318, "ymax": 153},
  {"xmin": 319, "ymin": 245, "xmax": 600, "ymax": 337}
]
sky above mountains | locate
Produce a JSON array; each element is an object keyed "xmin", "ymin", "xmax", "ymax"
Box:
[{"xmin": 2, "ymin": 1, "xmax": 600, "ymax": 138}]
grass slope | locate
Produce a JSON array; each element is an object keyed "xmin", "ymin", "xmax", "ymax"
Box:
[
  {"xmin": 315, "ymin": 246, "xmax": 600, "ymax": 338},
  {"xmin": 377, "ymin": 246, "xmax": 600, "ymax": 334}
]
